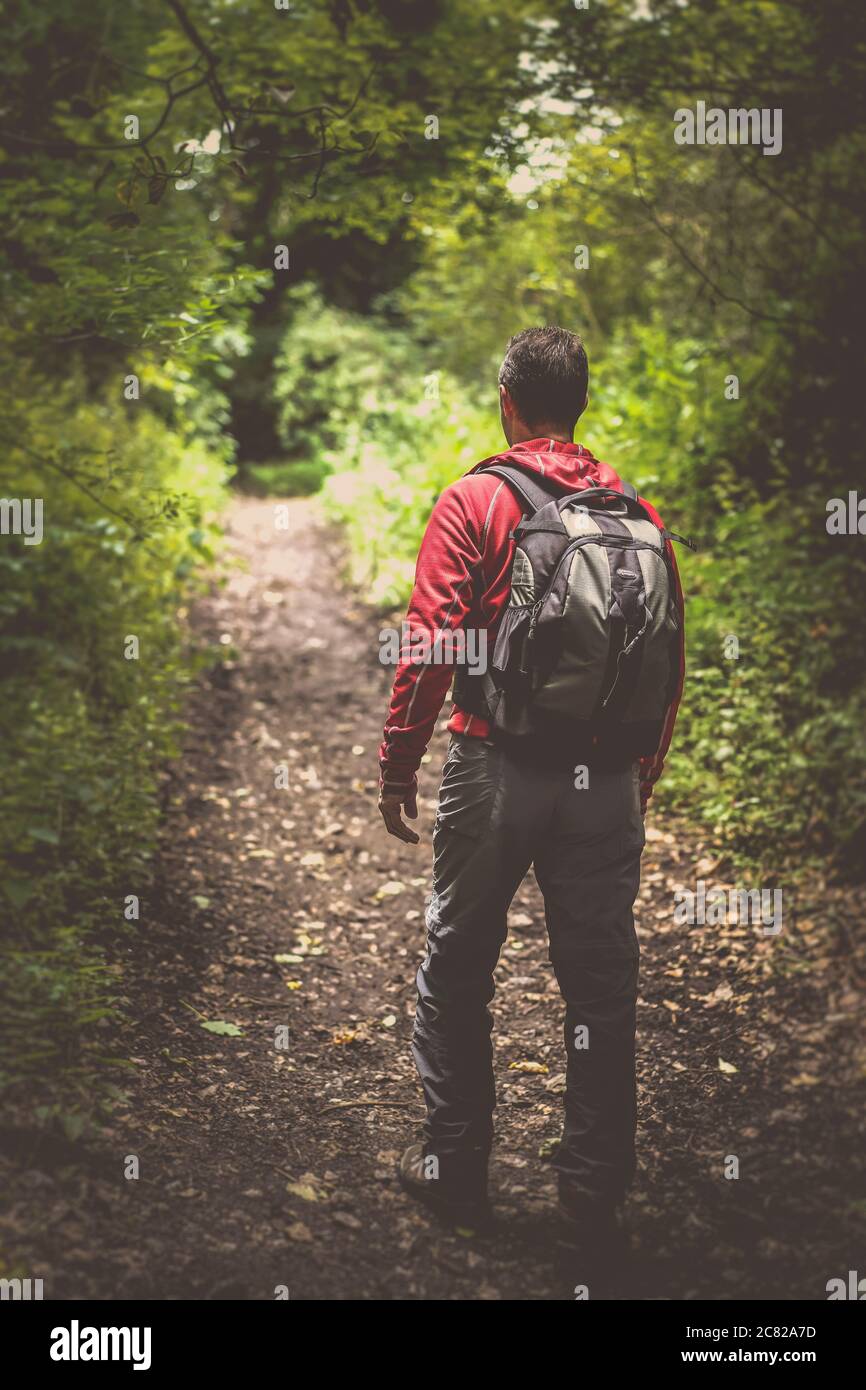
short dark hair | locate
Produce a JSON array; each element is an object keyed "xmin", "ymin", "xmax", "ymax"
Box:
[{"xmin": 498, "ymin": 327, "xmax": 589, "ymax": 430}]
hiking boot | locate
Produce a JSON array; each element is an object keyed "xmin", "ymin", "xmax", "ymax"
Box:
[
  {"xmin": 556, "ymin": 1181, "xmax": 628, "ymax": 1298},
  {"xmin": 397, "ymin": 1142, "xmax": 492, "ymax": 1229}
]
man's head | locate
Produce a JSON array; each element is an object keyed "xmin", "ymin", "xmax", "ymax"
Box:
[{"xmin": 498, "ymin": 326, "xmax": 589, "ymax": 446}]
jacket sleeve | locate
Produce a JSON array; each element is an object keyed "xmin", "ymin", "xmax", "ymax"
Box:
[
  {"xmin": 638, "ymin": 510, "xmax": 686, "ymax": 812},
  {"xmin": 378, "ymin": 482, "xmax": 483, "ymax": 795}
]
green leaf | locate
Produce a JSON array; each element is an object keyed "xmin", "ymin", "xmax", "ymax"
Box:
[
  {"xmin": 28, "ymin": 827, "xmax": 60, "ymax": 845},
  {"xmin": 62, "ymin": 1111, "xmax": 87, "ymax": 1141},
  {"xmin": 201, "ymin": 1020, "xmax": 243, "ymax": 1036},
  {"xmin": 5, "ymin": 879, "xmax": 36, "ymax": 909}
]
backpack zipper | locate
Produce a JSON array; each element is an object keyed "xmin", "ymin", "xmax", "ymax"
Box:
[
  {"xmin": 526, "ymin": 598, "xmax": 545, "ymax": 643},
  {"xmin": 523, "ymin": 531, "xmax": 681, "ymax": 651},
  {"xmin": 536, "ymin": 533, "xmax": 667, "ymax": 614}
]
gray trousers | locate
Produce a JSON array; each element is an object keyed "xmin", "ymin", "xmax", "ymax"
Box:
[{"xmin": 412, "ymin": 732, "xmax": 645, "ymax": 1208}]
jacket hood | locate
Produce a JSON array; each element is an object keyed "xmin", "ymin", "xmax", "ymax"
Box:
[{"xmin": 470, "ymin": 438, "xmax": 623, "ymax": 493}]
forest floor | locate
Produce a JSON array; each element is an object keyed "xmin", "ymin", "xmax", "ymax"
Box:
[{"xmin": 2, "ymin": 496, "xmax": 865, "ymax": 1301}]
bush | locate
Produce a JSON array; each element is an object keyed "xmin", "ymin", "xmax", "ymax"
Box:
[{"xmin": 0, "ymin": 378, "xmax": 231, "ymax": 1109}]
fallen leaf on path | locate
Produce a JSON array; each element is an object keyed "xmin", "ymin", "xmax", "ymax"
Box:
[
  {"xmin": 705, "ymin": 982, "xmax": 734, "ymax": 1004},
  {"xmin": 375, "ymin": 880, "xmax": 406, "ymax": 901},
  {"xmin": 294, "ymin": 931, "xmax": 327, "ymax": 956},
  {"xmin": 299, "ymin": 852, "xmax": 325, "ymax": 869},
  {"xmin": 286, "ymin": 1182, "xmax": 319, "ymax": 1202}
]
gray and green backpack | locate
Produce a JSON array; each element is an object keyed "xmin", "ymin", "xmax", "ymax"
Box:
[{"xmin": 454, "ymin": 461, "xmax": 694, "ymax": 762}]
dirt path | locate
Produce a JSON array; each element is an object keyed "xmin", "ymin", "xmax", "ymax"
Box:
[{"xmin": 2, "ymin": 497, "xmax": 864, "ymax": 1301}]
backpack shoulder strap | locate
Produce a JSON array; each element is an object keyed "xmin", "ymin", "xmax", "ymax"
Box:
[
  {"xmin": 478, "ymin": 459, "xmax": 640, "ymax": 514},
  {"xmin": 480, "ymin": 462, "xmax": 563, "ymax": 516}
]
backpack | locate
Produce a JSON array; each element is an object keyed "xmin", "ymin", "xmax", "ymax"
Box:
[{"xmin": 454, "ymin": 460, "xmax": 694, "ymax": 761}]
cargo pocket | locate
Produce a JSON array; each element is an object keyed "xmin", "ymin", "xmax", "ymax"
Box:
[
  {"xmin": 434, "ymin": 735, "xmax": 502, "ymax": 841},
  {"xmin": 627, "ymin": 761, "xmax": 647, "ymax": 854}
]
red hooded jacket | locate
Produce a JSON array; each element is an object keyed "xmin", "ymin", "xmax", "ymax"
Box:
[{"xmin": 378, "ymin": 438, "xmax": 685, "ymax": 811}]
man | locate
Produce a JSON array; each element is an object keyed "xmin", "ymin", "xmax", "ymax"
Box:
[{"xmin": 377, "ymin": 327, "xmax": 685, "ymax": 1279}]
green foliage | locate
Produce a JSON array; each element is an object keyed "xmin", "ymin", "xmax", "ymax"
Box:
[
  {"xmin": 665, "ymin": 495, "xmax": 866, "ymax": 875},
  {"xmin": 323, "ymin": 385, "xmax": 501, "ymax": 608},
  {"xmin": 274, "ymin": 288, "xmax": 421, "ymax": 464},
  {"xmin": 271, "ymin": 290, "xmax": 499, "ymax": 602},
  {"xmin": 0, "ymin": 382, "xmax": 231, "ymax": 1100}
]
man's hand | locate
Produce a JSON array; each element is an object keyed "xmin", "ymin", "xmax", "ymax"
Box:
[{"xmin": 378, "ymin": 784, "xmax": 420, "ymax": 844}]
